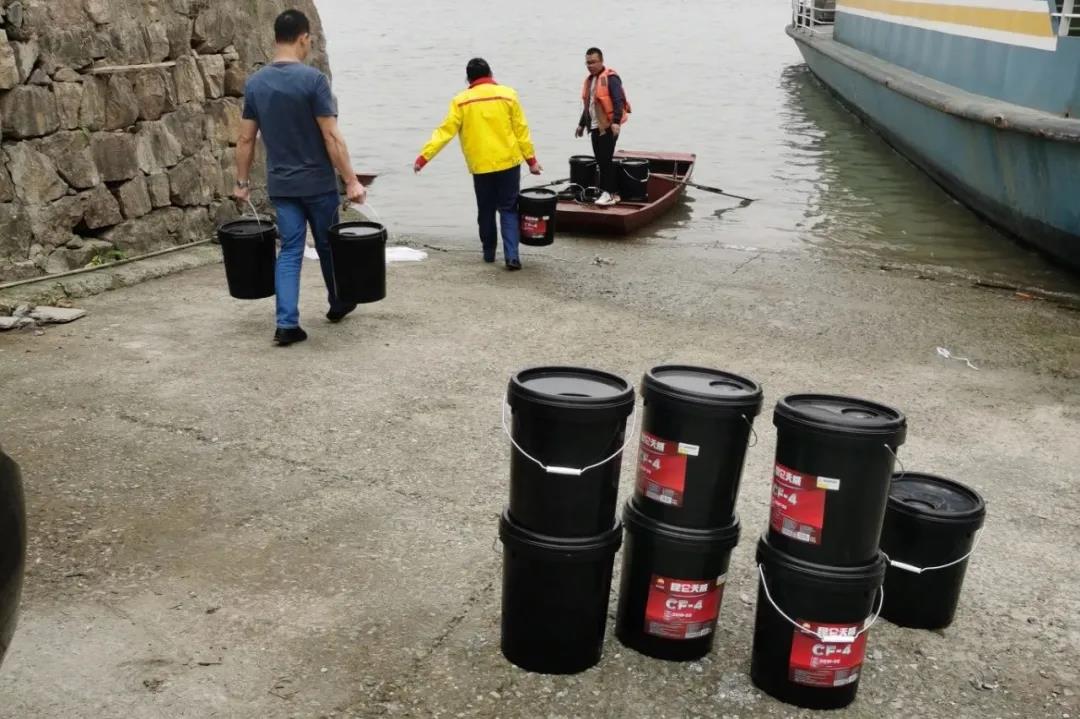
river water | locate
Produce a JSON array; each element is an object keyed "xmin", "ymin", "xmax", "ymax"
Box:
[{"xmin": 318, "ymin": 0, "xmax": 1078, "ymax": 293}]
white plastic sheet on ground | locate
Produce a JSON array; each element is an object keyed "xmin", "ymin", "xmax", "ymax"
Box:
[
  {"xmin": 305, "ymin": 246, "xmax": 427, "ymax": 263},
  {"xmin": 385, "ymin": 247, "xmax": 427, "ymax": 263}
]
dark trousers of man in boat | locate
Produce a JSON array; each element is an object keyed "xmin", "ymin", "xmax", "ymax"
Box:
[{"xmin": 591, "ymin": 129, "xmax": 618, "ymax": 197}]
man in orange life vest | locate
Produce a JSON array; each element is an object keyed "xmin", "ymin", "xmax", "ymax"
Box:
[{"xmin": 575, "ymin": 47, "xmax": 630, "ymax": 207}]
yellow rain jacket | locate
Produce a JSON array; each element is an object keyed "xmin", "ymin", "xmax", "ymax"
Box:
[{"xmin": 417, "ymin": 78, "xmax": 538, "ymax": 175}]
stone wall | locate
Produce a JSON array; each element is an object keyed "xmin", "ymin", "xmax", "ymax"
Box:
[{"xmin": 0, "ymin": 0, "xmax": 328, "ymax": 282}]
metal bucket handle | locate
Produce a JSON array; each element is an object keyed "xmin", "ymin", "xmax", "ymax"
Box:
[
  {"xmin": 757, "ymin": 563, "xmax": 884, "ymax": 643},
  {"xmin": 620, "ymin": 165, "xmax": 651, "ymax": 183},
  {"xmin": 883, "ymin": 530, "xmax": 983, "ymax": 575},
  {"xmin": 500, "ymin": 398, "xmax": 638, "ymax": 477},
  {"xmin": 244, "ymin": 198, "xmax": 264, "ymax": 234},
  {"xmin": 342, "ymin": 200, "xmax": 385, "ymax": 226},
  {"xmin": 742, "ymin": 414, "xmax": 758, "ymax": 448},
  {"xmin": 884, "ymin": 444, "xmax": 906, "ymax": 479}
]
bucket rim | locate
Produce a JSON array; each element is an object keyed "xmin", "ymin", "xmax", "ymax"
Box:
[
  {"xmin": 774, "ymin": 393, "xmax": 907, "ymax": 441},
  {"xmin": 519, "ymin": 187, "xmax": 558, "ymax": 200},
  {"xmin": 888, "ymin": 472, "xmax": 986, "ymax": 527},
  {"xmin": 218, "ymin": 216, "xmax": 277, "ymax": 235},
  {"xmin": 643, "ymin": 365, "xmax": 763, "ymax": 414},
  {"xmin": 755, "ymin": 534, "xmax": 887, "ymax": 586},
  {"xmin": 499, "ymin": 510, "xmax": 622, "ymax": 559},
  {"xmin": 570, "ymin": 155, "xmax": 598, "ymax": 163},
  {"xmin": 507, "ymin": 366, "xmax": 635, "ymax": 415},
  {"xmin": 623, "ymin": 499, "xmax": 740, "ymax": 549},
  {"xmin": 330, "ymin": 220, "xmax": 387, "ymax": 239}
]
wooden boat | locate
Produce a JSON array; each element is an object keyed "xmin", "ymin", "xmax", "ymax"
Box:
[{"xmin": 554, "ymin": 150, "xmax": 696, "ymax": 235}]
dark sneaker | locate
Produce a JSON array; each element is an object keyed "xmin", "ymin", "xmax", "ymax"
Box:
[
  {"xmin": 506, "ymin": 259, "xmax": 522, "ymax": 271},
  {"xmin": 273, "ymin": 327, "xmax": 308, "ymax": 346},
  {"xmin": 326, "ymin": 303, "xmax": 358, "ymax": 322}
]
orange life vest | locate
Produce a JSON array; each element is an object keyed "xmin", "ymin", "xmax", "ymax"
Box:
[{"xmin": 581, "ymin": 67, "xmax": 631, "ymax": 128}]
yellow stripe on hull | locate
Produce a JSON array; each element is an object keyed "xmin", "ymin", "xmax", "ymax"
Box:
[{"xmin": 838, "ymin": 0, "xmax": 1054, "ymax": 37}]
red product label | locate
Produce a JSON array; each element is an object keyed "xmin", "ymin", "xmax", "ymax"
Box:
[
  {"xmin": 789, "ymin": 621, "xmax": 867, "ymax": 688},
  {"xmin": 769, "ymin": 462, "xmax": 837, "ymax": 545},
  {"xmin": 636, "ymin": 432, "xmax": 695, "ymax": 507},
  {"xmin": 644, "ymin": 574, "xmax": 726, "ymax": 640},
  {"xmin": 521, "ymin": 215, "xmax": 548, "ymax": 238}
]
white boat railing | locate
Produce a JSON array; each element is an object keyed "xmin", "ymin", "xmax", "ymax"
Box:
[
  {"xmin": 1054, "ymin": 0, "xmax": 1080, "ymax": 36},
  {"xmin": 791, "ymin": 0, "xmax": 836, "ymax": 31}
]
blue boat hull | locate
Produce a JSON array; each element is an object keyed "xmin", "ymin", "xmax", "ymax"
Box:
[{"xmin": 789, "ymin": 27, "xmax": 1080, "ymax": 271}]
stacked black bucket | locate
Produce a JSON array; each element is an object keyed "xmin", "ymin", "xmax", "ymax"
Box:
[
  {"xmin": 498, "ymin": 373, "xmax": 988, "ymax": 690},
  {"xmin": 750, "ymin": 395, "xmax": 907, "ymax": 710},
  {"xmin": 499, "ymin": 367, "xmax": 635, "ymax": 674},
  {"xmin": 615, "ymin": 366, "xmax": 762, "ymax": 661}
]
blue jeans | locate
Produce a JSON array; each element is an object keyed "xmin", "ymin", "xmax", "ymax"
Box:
[
  {"xmin": 472, "ymin": 166, "xmax": 520, "ymax": 262},
  {"xmin": 271, "ymin": 190, "xmax": 350, "ymax": 329}
]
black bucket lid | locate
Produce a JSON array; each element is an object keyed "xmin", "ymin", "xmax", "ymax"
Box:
[
  {"xmin": 520, "ymin": 188, "xmax": 557, "ymax": 200},
  {"xmin": 218, "ymin": 217, "xmax": 275, "ymax": 237},
  {"xmin": 507, "ymin": 366, "xmax": 635, "ymax": 415},
  {"xmin": 623, "ymin": 499, "xmax": 740, "ymax": 551},
  {"xmin": 773, "ymin": 394, "xmax": 906, "ymax": 444},
  {"xmin": 499, "ymin": 510, "xmax": 622, "ymax": 561},
  {"xmin": 888, "ymin": 472, "xmax": 986, "ymax": 528},
  {"xmin": 332, "ymin": 221, "xmax": 386, "ymax": 239},
  {"xmin": 756, "ymin": 534, "xmax": 886, "ymax": 588},
  {"xmin": 643, "ymin": 365, "xmax": 763, "ymax": 417}
]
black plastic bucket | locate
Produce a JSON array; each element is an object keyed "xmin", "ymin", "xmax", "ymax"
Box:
[
  {"xmin": 879, "ymin": 472, "xmax": 986, "ymax": 629},
  {"xmin": 569, "ymin": 155, "xmax": 598, "ymax": 189},
  {"xmin": 506, "ymin": 367, "xmax": 635, "ymax": 537},
  {"xmin": 769, "ymin": 395, "xmax": 907, "ymax": 566},
  {"xmin": 518, "ymin": 188, "xmax": 558, "ymax": 247},
  {"xmin": 0, "ymin": 445, "xmax": 26, "ymax": 669},
  {"xmin": 635, "ymin": 366, "xmax": 762, "ymax": 528},
  {"xmin": 617, "ymin": 158, "xmax": 649, "ymax": 202},
  {"xmin": 615, "ymin": 500, "xmax": 740, "ymax": 661},
  {"xmin": 218, "ymin": 217, "xmax": 277, "ymax": 299},
  {"xmin": 500, "ymin": 510, "xmax": 622, "ymax": 674},
  {"xmin": 329, "ymin": 221, "xmax": 387, "ymax": 305},
  {"xmin": 751, "ymin": 535, "xmax": 886, "ymax": 710}
]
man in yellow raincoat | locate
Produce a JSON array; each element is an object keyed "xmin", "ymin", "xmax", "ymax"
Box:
[{"xmin": 414, "ymin": 58, "xmax": 543, "ymax": 270}]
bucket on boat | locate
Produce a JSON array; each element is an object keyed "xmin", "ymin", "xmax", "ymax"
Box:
[
  {"xmin": 0, "ymin": 445, "xmax": 26, "ymax": 669},
  {"xmin": 750, "ymin": 535, "xmax": 886, "ymax": 710},
  {"xmin": 635, "ymin": 366, "xmax": 762, "ymax": 528},
  {"xmin": 504, "ymin": 367, "xmax": 635, "ymax": 537},
  {"xmin": 328, "ymin": 221, "xmax": 387, "ymax": 304},
  {"xmin": 218, "ymin": 217, "xmax": 277, "ymax": 299},
  {"xmin": 499, "ymin": 510, "xmax": 622, "ymax": 674},
  {"xmin": 769, "ymin": 395, "xmax": 907, "ymax": 566},
  {"xmin": 617, "ymin": 158, "xmax": 650, "ymax": 202},
  {"xmin": 615, "ymin": 500, "xmax": 740, "ymax": 661},
  {"xmin": 569, "ymin": 155, "xmax": 598, "ymax": 189},
  {"xmin": 879, "ymin": 472, "xmax": 986, "ymax": 629},
  {"xmin": 518, "ymin": 188, "xmax": 558, "ymax": 247}
]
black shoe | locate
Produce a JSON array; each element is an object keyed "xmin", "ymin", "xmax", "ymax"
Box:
[
  {"xmin": 326, "ymin": 303, "xmax": 358, "ymax": 322},
  {"xmin": 506, "ymin": 259, "xmax": 522, "ymax": 271},
  {"xmin": 273, "ymin": 327, "xmax": 308, "ymax": 346}
]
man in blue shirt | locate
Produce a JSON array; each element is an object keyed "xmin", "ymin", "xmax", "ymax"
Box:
[{"xmin": 234, "ymin": 9, "xmax": 366, "ymax": 346}]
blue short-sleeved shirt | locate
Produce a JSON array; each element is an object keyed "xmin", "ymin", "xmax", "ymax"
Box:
[{"xmin": 242, "ymin": 62, "xmax": 339, "ymax": 197}]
